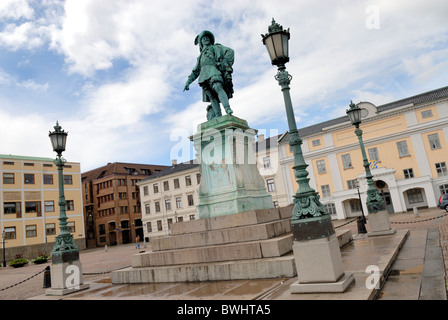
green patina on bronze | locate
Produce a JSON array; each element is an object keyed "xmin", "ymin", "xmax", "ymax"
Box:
[{"xmin": 184, "ymin": 30, "xmax": 235, "ymax": 120}]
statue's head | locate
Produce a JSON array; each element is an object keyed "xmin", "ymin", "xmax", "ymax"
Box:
[{"xmin": 194, "ymin": 30, "xmax": 215, "ymax": 50}]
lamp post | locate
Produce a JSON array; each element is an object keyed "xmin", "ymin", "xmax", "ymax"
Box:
[
  {"xmin": 261, "ymin": 19, "xmax": 333, "ymax": 241},
  {"xmin": 346, "ymin": 102, "xmax": 384, "ymax": 213},
  {"xmin": 262, "ymin": 19, "xmax": 353, "ymax": 293},
  {"xmin": 355, "ymin": 181, "xmax": 367, "ymax": 234},
  {"xmin": 2, "ymin": 230, "xmax": 6, "ymax": 267},
  {"xmin": 46, "ymin": 121, "xmax": 89, "ymax": 295},
  {"xmin": 346, "ymin": 102, "xmax": 395, "ymax": 236}
]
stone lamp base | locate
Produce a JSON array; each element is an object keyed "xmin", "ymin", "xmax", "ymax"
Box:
[
  {"xmin": 290, "ymin": 234, "xmax": 354, "ymax": 293},
  {"xmin": 367, "ymin": 211, "xmax": 396, "ymax": 237}
]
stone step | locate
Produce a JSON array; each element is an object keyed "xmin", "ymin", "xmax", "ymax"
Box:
[
  {"xmin": 151, "ymin": 218, "xmax": 292, "ymax": 252},
  {"xmin": 133, "ymin": 233, "xmax": 294, "ymax": 267},
  {"xmin": 170, "ymin": 205, "xmax": 293, "ymax": 236},
  {"xmin": 112, "ymin": 230, "xmax": 353, "ymax": 284},
  {"xmin": 112, "ymin": 254, "xmax": 297, "ymax": 283}
]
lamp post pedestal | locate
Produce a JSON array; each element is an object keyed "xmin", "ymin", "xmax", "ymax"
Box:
[
  {"xmin": 367, "ymin": 211, "xmax": 395, "ymax": 236},
  {"xmin": 290, "ymin": 234, "xmax": 354, "ymax": 293}
]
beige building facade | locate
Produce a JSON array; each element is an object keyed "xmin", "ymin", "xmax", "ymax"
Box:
[
  {"xmin": 1, "ymin": 154, "xmax": 85, "ymax": 259},
  {"xmin": 278, "ymin": 86, "xmax": 448, "ymax": 220}
]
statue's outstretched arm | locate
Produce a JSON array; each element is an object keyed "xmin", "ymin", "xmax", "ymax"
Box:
[{"xmin": 184, "ymin": 62, "xmax": 200, "ymax": 91}]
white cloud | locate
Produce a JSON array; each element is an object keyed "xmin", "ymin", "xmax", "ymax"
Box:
[{"xmin": 0, "ymin": 0, "xmax": 34, "ymax": 20}]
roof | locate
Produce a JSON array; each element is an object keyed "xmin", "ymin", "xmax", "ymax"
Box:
[
  {"xmin": 81, "ymin": 162, "xmax": 170, "ymax": 182},
  {"xmin": 278, "ymin": 85, "xmax": 448, "ymax": 143},
  {"xmin": 0, "ymin": 154, "xmax": 56, "ymax": 162},
  {"xmin": 138, "ymin": 160, "xmax": 199, "ymax": 183}
]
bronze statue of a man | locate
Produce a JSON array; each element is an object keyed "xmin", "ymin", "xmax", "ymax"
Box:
[{"xmin": 184, "ymin": 30, "xmax": 234, "ymax": 119}]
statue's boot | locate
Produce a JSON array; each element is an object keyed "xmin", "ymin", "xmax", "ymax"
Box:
[{"xmin": 224, "ymin": 105, "xmax": 233, "ymax": 115}]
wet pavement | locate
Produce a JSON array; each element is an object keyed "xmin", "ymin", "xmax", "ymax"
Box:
[{"xmin": 1, "ymin": 207, "xmax": 447, "ymax": 301}]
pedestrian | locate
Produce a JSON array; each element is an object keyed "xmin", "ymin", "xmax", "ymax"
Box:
[{"xmin": 135, "ymin": 235, "xmax": 140, "ymax": 249}]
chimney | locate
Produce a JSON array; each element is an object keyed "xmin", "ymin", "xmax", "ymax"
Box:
[
  {"xmin": 172, "ymin": 159, "xmax": 177, "ymax": 166},
  {"xmin": 258, "ymin": 134, "xmax": 265, "ymax": 142}
]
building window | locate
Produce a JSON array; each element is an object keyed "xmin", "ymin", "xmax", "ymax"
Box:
[
  {"xmin": 153, "ymin": 183, "xmax": 159, "ymax": 193},
  {"xmin": 46, "ymin": 223, "xmax": 56, "ymax": 235},
  {"xmin": 428, "ymin": 133, "xmax": 441, "ymax": 150},
  {"xmin": 143, "ymin": 186, "xmax": 148, "ymax": 196},
  {"xmin": 157, "ymin": 220, "xmax": 163, "ymax": 231},
  {"xmin": 67, "ymin": 221, "xmax": 75, "ymax": 233},
  {"xmin": 25, "ymin": 201, "xmax": 41, "ymax": 214},
  {"xmin": 145, "ymin": 203, "xmax": 150, "ymax": 214},
  {"xmin": 163, "ymin": 181, "xmax": 169, "ymax": 191},
  {"xmin": 266, "ymin": 178, "xmax": 276, "ymax": 192},
  {"xmin": 155, "ymin": 201, "xmax": 161, "ymax": 212},
  {"xmin": 396, "ymin": 141, "xmax": 410, "ymax": 157},
  {"xmin": 165, "ymin": 199, "xmax": 171, "ymax": 210},
  {"xmin": 421, "ymin": 109, "xmax": 433, "ymax": 118},
  {"xmin": 43, "ymin": 174, "xmax": 53, "ymax": 184},
  {"xmin": 44, "ymin": 201, "xmax": 55, "ymax": 212},
  {"xmin": 407, "ymin": 189, "xmax": 424, "ymax": 204},
  {"xmin": 403, "ymin": 168, "xmax": 414, "ymax": 179},
  {"xmin": 176, "ymin": 197, "xmax": 182, "ymax": 209},
  {"xmin": 439, "ymin": 184, "xmax": 448, "ymax": 195},
  {"xmin": 263, "ymin": 157, "xmax": 271, "ymax": 169},
  {"xmin": 187, "ymin": 194, "xmax": 194, "ymax": 206},
  {"xmin": 347, "ymin": 179, "xmax": 358, "ymax": 190},
  {"xmin": 24, "ymin": 174, "xmax": 35, "ymax": 184},
  {"xmin": 4, "ymin": 227, "xmax": 16, "ymax": 239},
  {"xmin": 120, "ymin": 206, "xmax": 128, "ymax": 214},
  {"xmin": 3, "ymin": 173, "xmax": 14, "ymax": 184},
  {"xmin": 196, "ymin": 173, "xmax": 201, "ymax": 184},
  {"xmin": 185, "ymin": 175, "xmax": 192, "ymax": 186},
  {"xmin": 350, "ymin": 199, "xmax": 361, "ymax": 212},
  {"xmin": 118, "ymin": 192, "xmax": 127, "ymax": 200},
  {"xmin": 321, "ymin": 185, "xmax": 331, "ymax": 198},
  {"xmin": 63, "ymin": 175, "xmax": 73, "ymax": 185},
  {"xmin": 26, "ymin": 225, "xmax": 37, "ymax": 238},
  {"xmin": 312, "ymin": 139, "xmax": 321, "ymax": 147},
  {"xmin": 174, "ymin": 178, "xmax": 180, "ymax": 189},
  {"xmin": 368, "ymin": 147, "xmax": 380, "ymax": 162},
  {"xmin": 189, "ymin": 214, "xmax": 196, "ymax": 221},
  {"xmin": 66, "ymin": 200, "xmax": 74, "ymax": 211},
  {"xmin": 117, "ymin": 179, "xmax": 125, "ymax": 186},
  {"xmin": 146, "ymin": 222, "xmax": 152, "ymax": 233},
  {"xmin": 99, "ymin": 224, "xmax": 106, "ymax": 235},
  {"xmin": 435, "ymin": 162, "xmax": 447, "ymax": 177},
  {"xmin": 325, "ymin": 203, "xmax": 336, "ymax": 215},
  {"xmin": 4, "ymin": 202, "xmax": 20, "ymax": 214},
  {"xmin": 316, "ymin": 160, "xmax": 326, "ymax": 174},
  {"xmin": 341, "ymin": 154, "xmax": 352, "ymax": 169}
]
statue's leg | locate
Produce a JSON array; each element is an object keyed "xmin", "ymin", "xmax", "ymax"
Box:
[
  {"xmin": 205, "ymin": 89, "xmax": 222, "ymax": 117},
  {"xmin": 212, "ymin": 81, "xmax": 233, "ymax": 115}
]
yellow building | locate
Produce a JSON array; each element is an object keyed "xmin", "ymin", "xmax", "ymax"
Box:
[
  {"xmin": 1, "ymin": 154, "xmax": 85, "ymax": 259},
  {"xmin": 279, "ymin": 86, "xmax": 448, "ymax": 219}
]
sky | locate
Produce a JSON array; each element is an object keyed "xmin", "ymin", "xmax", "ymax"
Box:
[{"xmin": 0, "ymin": 0, "xmax": 447, "ymax": 172}]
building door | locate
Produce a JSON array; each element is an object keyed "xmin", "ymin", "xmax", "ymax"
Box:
[
  {"xmin": 382, "ymin": 192, "xmax": 394, "ymax": 214},
  {"xmin": 121, "ymin": 230, "xmax": 130, "ymax": 244}
]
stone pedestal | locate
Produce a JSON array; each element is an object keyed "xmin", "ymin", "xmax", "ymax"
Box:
[
  {"xmin": 191, "ymin": 115, "xmax": 273, "ymax": 219},
  {"xmin": 290, "ymin": 234, "xmax": 354, "ymax": 293},
  {"xmin": 45, "ymin": 259, "xmax": 89, "ymax": 296},
  {"xmin": 367, "ymin": 210, "xmax": 396, "ymax": 237}
]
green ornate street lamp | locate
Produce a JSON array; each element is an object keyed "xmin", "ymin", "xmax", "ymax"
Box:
[
  {"xmin": 262, "ymin": 19, "xmax": 334, "ymax": 241},
  {"xmin": 346, "ymin": 101, "xmax": 384, "ymax": 213},
  {"xmin": 49, "ymin": 122, "xmax": 79, "ymax": 262}
]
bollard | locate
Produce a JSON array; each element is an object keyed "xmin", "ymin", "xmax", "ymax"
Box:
[
  {"xmin": 43, "ymin": 266, "xmax": 51, "ymax": 288},
  {"xmin": 413, "ymin": 207, "xmax": 419, "ymax": 217},
  {"xmin": 105, "ymin": 245, "xmax": 108, "ymax": 252}
]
